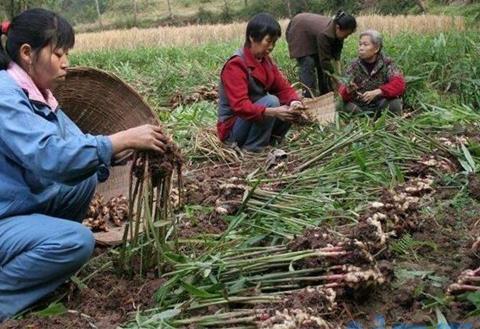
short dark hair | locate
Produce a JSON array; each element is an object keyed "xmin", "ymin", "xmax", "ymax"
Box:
[
  {"xmin": 0, "ymin": 8, "xmax": 75, "ymax": 70},
  {"xmin": 245, "ymin": 12, "xmax": 281, "ymax": 47},
  {"xmin": 333, "ymin": 10, "xmax": 357, "ymax": 32}
]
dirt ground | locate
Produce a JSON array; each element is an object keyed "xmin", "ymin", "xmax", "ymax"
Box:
[
  {"xmin": 1, "ymin": 160, "xmax": 256, "ymax": 329},
  {"xmin": 1, "ymin": 247, "xmax": 164, "ymax": 329},
  {"xmin": 3, "ymin": 150, "xmax": 480, "ymax": 328}
]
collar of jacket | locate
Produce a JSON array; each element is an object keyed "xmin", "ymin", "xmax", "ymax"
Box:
[
  {"xmin": 29, "ymin": 98, "xmax": 58, "ymax": 120},
  {"xmin": 359, "ymin": 52, "xmax": 386, "ymax": 77},
  {"xmin": 6, "ymin": 61, "xmax": 59, "ymax": 111},
  {"xmin": 241, "ymin": 46, "xmax": 273, "ymax": 81}
]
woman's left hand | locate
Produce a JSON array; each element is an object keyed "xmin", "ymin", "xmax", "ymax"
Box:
[{"xmin": 360, "ymin": 89, "xmax": 383, "ymax": 104}]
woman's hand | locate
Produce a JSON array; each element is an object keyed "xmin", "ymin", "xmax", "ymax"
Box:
[
  {"xmin": 109, "ymin": 124, "xmax": 170, "ymax": 155},
  {"xmin": 359, "ymin": 89, "xmax": 383, "ymax": 104},
  {"xmin": 346, "ymin": 82, "xmax": 359, "ymax": 94},
  {"xmin": 264, "ymin": 106, "xmax": 300, "ymax": 122},
  {"xmin": 289, "ymin": 100, "xmax": 306, "ymax": 111}
]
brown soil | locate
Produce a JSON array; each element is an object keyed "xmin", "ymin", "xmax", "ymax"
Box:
[
  {"xmin": 298, "ymin": 323, "xmax": 324, "ymax": 329},
  {"xmin": 1, "ymin": 249, "xmax": 164, "ymax": 329},
  {"xmin": 288, "ymin": 227, "xmax": 340, "ymax": 251},
  {"xmin": 183, "ymin": 163, "xmax": 248, "ymax": 207},
  {"xmin": 281, "ymin": 289, "xmax": 336, "ymax": 315},
  {"xmin": 169, "ymin": 84, "xmax": 218, "ymax": 108},
  {"xmin": 270, "ymin": 168, "xmax": 480, "ymax": 326},
  {"xmin": 178, "ymin": 212, "xmax": 228, "ymax": 238},
  {"xmin": 344, "ymin": 186, "xmax": 480, "ymax": 327},
  {"xmin": 133, "ymin": 145, "xmax": 183, "ymax": 183},
  {"xmin": 178, "ymin": 161, "xmax": 259, "ymax": 238},
  {"xmin": 4, "ymin": 150, "xmax": 480, "ymax": 328},
  {"xmin": 1, "ymin": 312, "xmax": 93, "ymax": 329},
  {"xmin": 3, "ymin": 210, "xmax": 478, "ymax": 329},
  {"xmin": 467, "ymin": 172, "xmax": 480, "ymax": 200},
  {"xmin": 406, "ymin": 153, "xmax": 458, "ymax": 178}
]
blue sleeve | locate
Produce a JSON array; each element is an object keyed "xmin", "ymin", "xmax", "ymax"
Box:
[{"xmin": 0, "ymin": 87, "xmax": 113, "ymax": 185}]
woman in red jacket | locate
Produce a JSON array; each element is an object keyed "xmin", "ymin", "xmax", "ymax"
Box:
[
  {"xmin": 217, "ymin": 13, "xmax": 303, "ymax": 152},
  {"xmin": 338, "ymin": 29, "xmax": 406, "ymax": 118}
]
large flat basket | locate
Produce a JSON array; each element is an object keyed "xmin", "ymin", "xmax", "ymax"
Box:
[
  {"xmin": 53, "ymin": 66, "xmax": 159, "ymax": 200},
  {"xmin": 53, "ymin": 67, "xmax": 159, "ymax": 245}
]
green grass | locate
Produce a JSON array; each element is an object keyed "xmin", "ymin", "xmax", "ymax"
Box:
[
  {"xmin": 71, "ymin": 31, "xmax": 480, "ymax": 110},
  {"xmin": 428, "ymin": 2, "xmax": 480, "ymax": 24}
]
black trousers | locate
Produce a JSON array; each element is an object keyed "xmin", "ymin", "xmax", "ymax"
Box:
[{"xmin": 297, "ymin": 54, "xmax": 332, "ymax": 97}]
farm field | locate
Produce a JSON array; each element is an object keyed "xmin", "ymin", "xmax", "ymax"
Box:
[
  {"xmin": 73, "ymin": 15, "xmax": 465, "ymax": 52},
  {"xmin": 2, "ymin": 14, "xmax": 480, "ymax": 329}
]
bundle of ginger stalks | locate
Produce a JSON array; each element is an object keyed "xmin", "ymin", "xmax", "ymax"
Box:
[{"xmin": 119, "ymin": 126, "xmax": 183, "ymax": 277}]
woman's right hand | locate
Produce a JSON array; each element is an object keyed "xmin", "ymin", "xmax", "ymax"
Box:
[
  {"xmin": 264, "ymin": 106, "xmax": 300, "ymax": 122},
  {"xmin": 109, "ymin": 124, "xmax": 170, "ymax": 155}
]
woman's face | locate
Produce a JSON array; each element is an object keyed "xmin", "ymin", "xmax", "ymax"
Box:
[
  {"xmin": 335, "ymin": 26, "xmax": 354, "ymax": 40},
  {"xmin": 249, "ymin": 34, "xmax": 277, "ymax": 59},
  {"xmin": 28, "ymin": 45, "xmax": 69, "ymax": 91},
  {"xmin": 358, "ymin": 35, "xmax": 380, "ymax": 61}
]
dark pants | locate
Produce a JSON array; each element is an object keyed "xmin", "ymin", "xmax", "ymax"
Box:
[
  {"xmin": 338, "ymin": 98, "xmax": 403, "ymax": 119},
  {"xmin": 297, "ymin": 55, "xmax": 332, "ymax": 97},
  {"xmin": 226, "ymin": 94, "xmax": 291, "ymax": 152}
]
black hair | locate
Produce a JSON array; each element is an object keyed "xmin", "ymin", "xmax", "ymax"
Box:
[
  {"xmin": 245, "ymin": 12, "xmax": 281, "ymax": 47},
  {"xmin": 333, "ymin": 10, "xmax": 357, "ymax": 32},
  {"xmin": 0, "ymin": 8, "xmax": 75, "ymax": 70}
]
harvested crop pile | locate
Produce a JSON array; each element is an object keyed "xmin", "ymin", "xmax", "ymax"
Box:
[
  {"xmin": 448, "ymin": 267, "xmax": 480, "ymax": 294},
  {"xmin": 83, "ymin": 194, "xmax": 128, "ymax": 232},
  {"xmin": 169, "ymin": 84, "xmax": 218, "ymax": 108},
  {"xmin": 352, "ymin": 177, "xmax": 435, "ymax": 254}
]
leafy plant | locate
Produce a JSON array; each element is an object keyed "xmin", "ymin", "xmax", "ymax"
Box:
[
  {"xmin": 391, "ymin": 233, "xmax": 438, "ymax": 260},
  {"xmin": 459, "ymin": 291, "xmax": 480, "ymax": 317},
  {"xmin": 31, "ymin": 302, "xmax": 67, "ymax": 318}
]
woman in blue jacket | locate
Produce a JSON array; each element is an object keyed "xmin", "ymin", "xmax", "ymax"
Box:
[{"xmin": 0, "ymin": 9, "xmax": 168, "ymax": 321}]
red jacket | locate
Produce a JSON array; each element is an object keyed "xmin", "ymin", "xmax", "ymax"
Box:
[
  {"xmin": 339, "ymin": 76, "xmax": 405, "ymax": 102},
  {"xmin": 217, "ymin": 47, "xmax": 299, "ymax": 141}
]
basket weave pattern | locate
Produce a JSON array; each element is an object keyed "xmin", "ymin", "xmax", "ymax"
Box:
[
  {"xmin": 53, "ymin": 67, "xmax": 159, "ymax": 200},
  {"xmin": 303, "ymin": 92, "xmax": 336, "ymax": 124}
]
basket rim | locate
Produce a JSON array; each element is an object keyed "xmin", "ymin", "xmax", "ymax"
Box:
[{"xmin": 60, "ymin": 66, "xmax": 160, "ymax": 126}]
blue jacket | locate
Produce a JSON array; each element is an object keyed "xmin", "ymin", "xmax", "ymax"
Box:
[{"xmin": 0, "ymin": 70, "xmax": 113, "ymax": 219}]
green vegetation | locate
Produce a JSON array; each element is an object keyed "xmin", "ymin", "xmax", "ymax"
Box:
[
  {"xmin": 71, "ymin": 31, "xmax": 480, "ymax": 110},
  {"xmin": 428, "ymin": 1, "xmax": 480, "ymax": 23},
  {"xmin": 3, "ymin": 3, "xmax": 479, "ymax": 325},
  {"xmin": 67, "ymin": 29, "xmax": 480, "ymax": 327}
]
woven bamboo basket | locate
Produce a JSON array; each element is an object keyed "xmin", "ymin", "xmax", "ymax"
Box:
[
  {"xmin": 302, "ymin": 91, "xmax": 336, "ymax": 124},
  {"xmin": 53, "ymin": 67, "xmax": 159, "ymax": 245},
  {"xmin": 53, "ymin": 67, "xmax": 159, "ymax": 201},
  {"xmin": 293, "ymin": 83, "xmax": 336, "ymax": 124}
]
